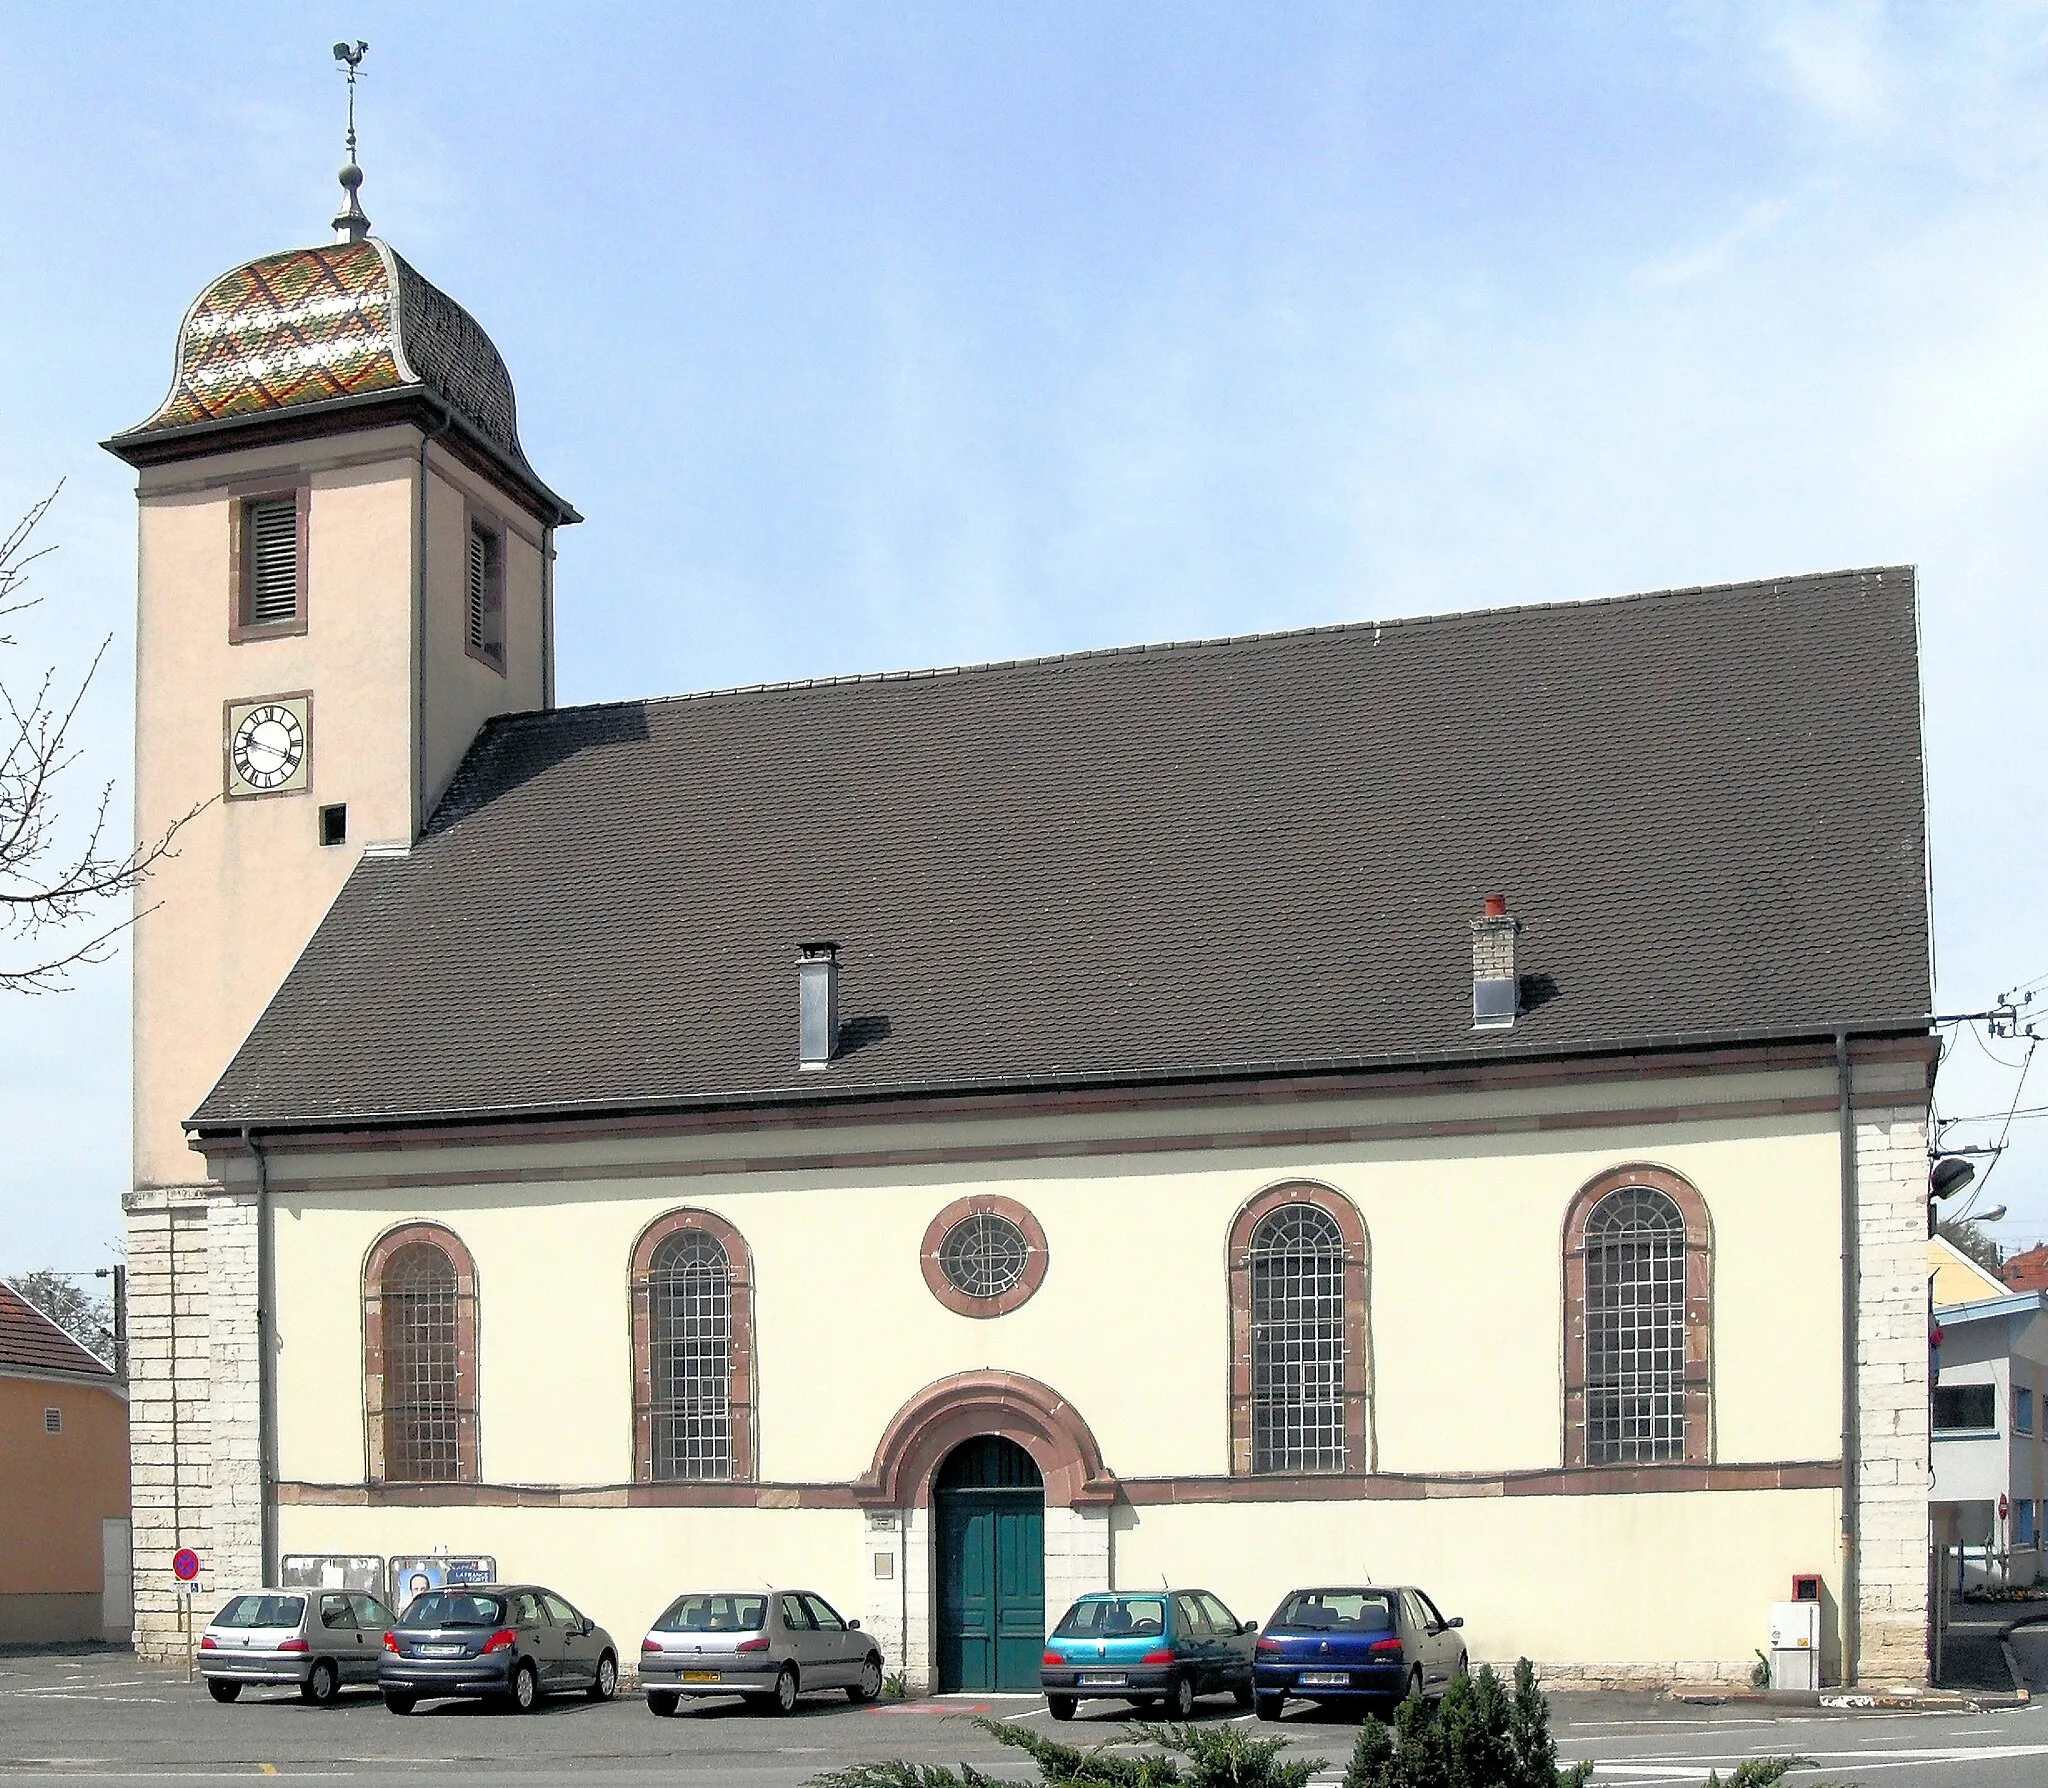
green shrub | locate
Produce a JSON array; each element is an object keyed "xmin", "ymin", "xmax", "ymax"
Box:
[
  {"xmin": 805, "ymin": 1715, "xmax": 1326, "ymax": 1787},
  {"xmin": 1702, "ymin": 1763, "xmax": 1813, "ymax": 1788},
  {"xmin": 1342, "ymin": 1660, "xmax": 1592, "ymax": 1788}
]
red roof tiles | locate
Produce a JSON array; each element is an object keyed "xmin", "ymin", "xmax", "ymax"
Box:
[{"xmin": 0, "ymin": 1279, "xmax": 113, "ymax": 1378}]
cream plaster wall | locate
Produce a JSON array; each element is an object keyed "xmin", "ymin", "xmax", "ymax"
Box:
[
  {"xmin": 1111, "ymin": 1489, "xmax": 1841, "ymax": 1680},
  {"xmin": 419, "ymin": 451, "xmax": 547, "ymax": 819},
  {"xmin": 275, "ymin": 1503, "xmax": 868, "ymax": 1670},
  {"xmin": 270, "ymin": 1087, "xmax": 1847, "ymax": 1490},
  {"xmin": 132, "ymin": 443, "xmax": 415, "ymax": 1187},
  {"xmin": 269, "ymin": 1489, "xmax": 1835, "ymax": 1687},
  {"xmin": 129, "ymin": 429, "xmax": 555, "ymax": 1190}
]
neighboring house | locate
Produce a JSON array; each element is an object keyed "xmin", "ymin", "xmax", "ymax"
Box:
[
  {"xmin": 0, "ymin": 1282, "xmax": 130, "ymax": 1643},
  {"xmin": 1928, "ymin": 1280, "xmax": 2048, "ymax": 1590},
  {"xmin": 102, "ymin": 179, "xmax": 1940, "ymax": 1689},
  {"xmin": 2002, "ymin": 1244, "xmax": 2048, "ymax": 1294},
  {"xmin": 1932, "ymin": 1235, "xmax": 2008, "ymax": 1309}
]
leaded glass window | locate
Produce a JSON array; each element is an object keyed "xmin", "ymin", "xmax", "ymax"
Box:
[
  {"xmin": 1250, "ymin": 1204, "xmax": 1347, "ymax": 1473},
  {"xmin": 382, "ymin": 1242, "xmax": 461, "ymax": 1482},
  {"xmin": 938, "ymin": 1212, "xmax": 1030, "ymax": 1300},
  {"xmin": 1583, "ymin": 1187, "xmax": 1686, "ymax": 1465},
  {"xmin": 649, "ymin": 1229, "xmax": 733, "ymax": 1481}
]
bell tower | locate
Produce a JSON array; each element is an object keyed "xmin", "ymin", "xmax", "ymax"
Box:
[{"xmin": 101, "ymin": 93, "xmax": 577, "ymax": 1652}]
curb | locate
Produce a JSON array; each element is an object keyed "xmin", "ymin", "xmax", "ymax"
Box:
[
  {"xmin": 1669, "ymin": 1688, "xmax": 2023, "ymax": 1711},
  {"xmin": 1996, "ymin": 1609, "xmax": 2048, "ymax": 1702}
]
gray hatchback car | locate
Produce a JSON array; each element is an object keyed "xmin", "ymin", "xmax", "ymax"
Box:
[
  {"xmin": 640, "ymin": 1589, "xmax": 884, "ymax": 1714},
  {"xmin": 200, "ymin": 1588, "xmax": 396, "ymax": 1705}
]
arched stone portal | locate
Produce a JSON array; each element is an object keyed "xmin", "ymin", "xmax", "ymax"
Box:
[{"xmin": 854, "ymin": 1372, "xmax": 1117, "ymax": 1694}]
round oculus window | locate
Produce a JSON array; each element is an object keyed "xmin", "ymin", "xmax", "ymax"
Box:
[{"xmin": 938, "ymin": 1212, "xmax": 1031, "ymax": 1301}]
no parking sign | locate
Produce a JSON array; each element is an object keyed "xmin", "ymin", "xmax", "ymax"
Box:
[{"xmin": 172, "ymin": 1548, "xmax": 201, "ymax": 1591}]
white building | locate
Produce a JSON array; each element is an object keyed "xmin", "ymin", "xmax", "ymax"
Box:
[
  {"xmin": 1930, "ymin": 1263, "xmax": 2048, "ymax": 1591},
  {"xmin": 105, "ymin": 169, "xmax": 1943, "ymax": 1689}
]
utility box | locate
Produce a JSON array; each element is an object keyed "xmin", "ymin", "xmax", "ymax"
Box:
[{"xmin": 1769, "ymin": 1600, "xmax": 1820, "ymax": 1690}]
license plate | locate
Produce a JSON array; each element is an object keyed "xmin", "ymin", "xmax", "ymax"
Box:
[
  {"xmin": 682, "ymin": 1671, "xmax": 721, "ymax": 1683},
  {"xmin": 1298, "ymin": 1672, "xmax": 1350, "ymax": 1687},
  {"xmin": 1078, "ymin": 1673, "xmax": 1127, "ymax": 1687},
  {"xmin": 418, "ymin": 1644, "xmax": 464, "ymax": 1658}
]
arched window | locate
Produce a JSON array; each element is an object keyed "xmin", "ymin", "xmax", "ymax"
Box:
[
  {"xmin": 1563, "ymin": 1167, "xmax": 1712, "ymax": 1468},
  {"xmin": 631, "ymin": 1211, "xmax": 756, "ymax": 1482},
  {"xmin": 363, "ymin": 1224, "xmax": 478, "ymax": 1483},
  {"xmin": 1227, "ymin": 1185, "xmax": 1371, "ymax": 1475}
]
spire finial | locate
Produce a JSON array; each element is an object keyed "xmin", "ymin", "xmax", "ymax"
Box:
[{"xmin": 331, "ymin": 40, "xmax": 371, "ymax": 243}]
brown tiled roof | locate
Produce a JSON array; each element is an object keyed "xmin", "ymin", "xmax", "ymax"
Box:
[
  {"xmin": 2003, "ymin": 1246, "xmax": 2048, "ymax": 1293},
  {"xmin": 191, "ymin": 567, "xmax": 1932, "ymax": 1134},
  {"xmin": 0, "ymin": 1281, "xmax": 113, "ymax": 1378}
]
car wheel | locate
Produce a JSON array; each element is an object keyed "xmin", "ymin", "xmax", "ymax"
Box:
[
  {"xmin": 1405, "ymin": 1667, "xmax": 1424, "ymax": 1706},
  {"xmin": 847, "ymin": 1655, "xmax": 883, "ymax": 1704},
  {"xmin": 769, "ymin": 1664, "xmax": 798, "ymax": 1715},
  {"xmin": 206, "ymin": 1679, "xmax": 241, "ymax": 1704},
  {"xmin": 301, "ymin": 1658, "xmax": 341, "ymax": 1706},
  {"xmin": 1047, "ymin": 1694, "xmax": 1076, "ymax": 1721},
  {"xmin": 586, "ymin": 1651, "xmax": 618, "ymax": 1702},
  {"xmin": 1233, "ymin": 1681, "xmax": 1256, "ymax": 1710},
  {"xmin": 647, "ymin": 1689, "xmax": 679, "ymax": 1717},
  {"xmin": 508, "ymin": 1660, "xmax": 539, "ymax": 1713},
  {"xmin": 1254, "ymin": 1691, "xmax": 1285, "ymax": 1722},
  {"xmin": 381, "ymin": 1690, "xmax": 416, "ymax": 1715},
  {"xmin": 1453, "ymin": 1651, "xmax": 1469, "ymax": 1680},
  {"xmin": 1161, "ymin": 1673, "xmax": 1195, "ymax": 1720}
]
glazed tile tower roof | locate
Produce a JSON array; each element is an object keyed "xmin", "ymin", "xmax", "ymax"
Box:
[
  {"xmin": 191, "ymin": 568, "xmax": 1934, "ymax": 1135},
  {"xmin": 105, "ymin": 239, "xmax": 576, "ymax": 524}
]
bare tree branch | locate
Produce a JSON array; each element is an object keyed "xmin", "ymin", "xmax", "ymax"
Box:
[{"xmin": 0, "ymin": 484, "xmax": 208, "ymax": 992}]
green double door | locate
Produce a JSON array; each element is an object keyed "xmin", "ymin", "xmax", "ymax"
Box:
[{"xmin": 934, "ymin": 1436, "xmax": 1045, "ymax": 1692}]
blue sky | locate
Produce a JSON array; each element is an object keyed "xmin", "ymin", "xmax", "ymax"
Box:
[{"xmin": 2, "ymin": 2, "xmax": 2045, "ymax": 1275}]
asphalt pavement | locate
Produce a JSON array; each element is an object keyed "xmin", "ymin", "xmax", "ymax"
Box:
[{"xmin": 5, "ymin": 1646, "xmax": 2048, "ymax": 1787}]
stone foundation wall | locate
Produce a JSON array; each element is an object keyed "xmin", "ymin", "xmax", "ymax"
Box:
[
  {"xmin": 124, "ymin": 1185, "xmax": 262, "ymax": 1662},
  {"xmin": 1852, "ymin": 1093, "xmax": 1933, "ymax": 1687}
]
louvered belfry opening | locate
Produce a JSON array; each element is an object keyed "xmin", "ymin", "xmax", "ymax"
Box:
[
  {"xmin": 1583, "ymin": 1187, "xmax": 1687, "ymax": 1464},
  {"xmin": 466, "ymin": 522, "xmax": 502, "ymax": 662},
  {"xmin": 1249, "ymin": 1204, "xmax": 1348, "ymax": 1473},
  {"xmin": 382, "ymin": 1242, "xmax": 462, "ymax": 1482},
  {"xmin": 649, "ymin": 1229, "xmax": 734, "ymax": 1481},
  {"xmin": 246, "ymin": 496, "xmax": 299, "ymax": 626}
]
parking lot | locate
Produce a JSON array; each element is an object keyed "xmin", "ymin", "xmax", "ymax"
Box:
[{"xmin": 6, "ymin": 1644, "xmax": 2048, "ymax": 1787}]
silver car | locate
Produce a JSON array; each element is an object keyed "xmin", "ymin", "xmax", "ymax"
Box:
[
  {"xmin": 200, "ymin": 1587, "xmax": 395, "ymax": 1706},
  {"xmin": 640, "ymin": 1588, "xmax": 884, "ymax": 1715}
]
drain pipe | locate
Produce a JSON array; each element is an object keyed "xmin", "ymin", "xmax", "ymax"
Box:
[
  {"xmin": 1836, "ymin": 1030, "xmax": 1861, "ymax": 1684},
  {"xmin": 243, "ymin": 1126, "xmax": 278, "ymax": 1587},
  {"xmin": 414, "ymin": 408, "xmax": 455, "ymax": 837}
]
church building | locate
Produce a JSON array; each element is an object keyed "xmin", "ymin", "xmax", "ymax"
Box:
[{"xmin": 104, "ymin": 165, "xmax": 1938, "ymax": 1689}]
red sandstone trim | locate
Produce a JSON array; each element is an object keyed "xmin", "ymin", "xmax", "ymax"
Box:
[
  {"xmin": 627, "ymin": 1208, "xmax": 757, "ymax": 1483},
  {"xmin": 853, "ymin": 1370, "xmax": 1116, "ymax": 1510},
  {"xmin": 362, "ymin": 1221, "xmax": 480, "ymax": 1484},
  {"xmin": 275, "ymin": 1457, "xmax": 1841, "ymax": 1509},
  {"xmin": 918, "ymin": 1194, "xmax": 1050, "ymax": 1318},
  {"xmin": 1561, "ymin": 1165, "xmax": 1713, "ymax": 1471},
  {"xmin": 1226, "ymin": 1182, "xmax": 1371, "ymax": 1477}
]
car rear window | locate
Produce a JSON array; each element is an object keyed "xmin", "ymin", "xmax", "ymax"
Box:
[
  {"xmin": 654, "ymin": 1593, "xmax": 769, "ymax": 1634},
  {"xmin": 1271, "ymin": 1590, "xmax": 1396, "ymax": 1633},
  {"xmin": 212, "ymin": 1595, "xmax": 305, "ymax": 1630},
  {"xmin": 1054, "ymin": 1597, "xmax": 1167, "ymax": 1638},
  {"xmin": 398, "ymin": 1592, "xmax": 507, "ymax": 1629}
]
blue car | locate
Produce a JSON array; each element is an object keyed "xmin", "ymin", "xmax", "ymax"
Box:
[
  {"xmin": 1253, "ymin": 1585, "xmax": 1466, "ymax": 1720},
  {"xmin": 1040, "ymin": 1589, "xmax": 1258, "ymax": 1721}
]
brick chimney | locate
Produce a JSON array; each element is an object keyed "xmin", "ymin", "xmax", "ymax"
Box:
[{"xmin": 1471, "ymin": 893, "xmax": 1519, "ymax": 1031}]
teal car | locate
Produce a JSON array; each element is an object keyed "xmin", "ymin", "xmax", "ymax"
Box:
[{"xmin": 1040, "ymin": 1589, "xmax": 1258, "ymax": 1721}]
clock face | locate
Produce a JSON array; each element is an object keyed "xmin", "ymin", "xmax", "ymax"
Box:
[{"xmin": 226, "ymin": 697, "xmax": 309, "ymax": 796}]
